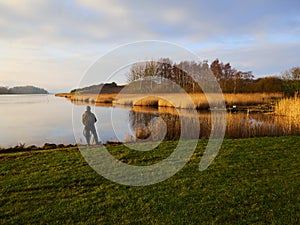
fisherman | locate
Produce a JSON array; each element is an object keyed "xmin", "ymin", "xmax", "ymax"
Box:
[{"xmin": 82, "ymin": 106, "xmax": 99, "ymax": 145}]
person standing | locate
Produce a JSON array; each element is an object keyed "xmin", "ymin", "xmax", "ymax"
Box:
[{"xmin": 82, "ymin": 106, "xmax": 99, "ymax": 145}]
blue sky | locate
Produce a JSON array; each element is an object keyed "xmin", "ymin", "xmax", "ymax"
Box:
[{"xmin": 0, "ymin": 0, "xmax": 299, "ymax": 92}]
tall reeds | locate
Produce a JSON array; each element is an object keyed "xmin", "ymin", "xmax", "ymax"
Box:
[
  {"xmin": 274, "ymin": 95, "xmax": 300, "ymax": 134},
  {"xmin": 58, "ymin": 92, "xmax": 283, "ymax": 110},
  {"xmin": 275, "ymin": 95, "xmax": 300, "ymax": 117},
  {"xmin": 114, "ymin": 93, "xmax": 282, "ymax": 109}
]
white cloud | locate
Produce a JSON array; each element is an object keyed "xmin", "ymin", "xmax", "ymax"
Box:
[
  {"xmin": 198, "ymin": 41, "xmax": 300, "ymax": 76},
  {"xmin": 75, "ymin": 0, "xmax": 128, "ymax": 17},
  {"xmin": 0, "ymin": 0, "xmax": 299, "ymax": 91}
]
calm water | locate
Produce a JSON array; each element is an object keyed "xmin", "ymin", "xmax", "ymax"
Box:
[
  {"xmin": 0, "ymin": 95, "xmax": 73, "ymax": 148},
  {"xmin": 0, "ymin": 95, "xmax": 298, "ymax": 148},
  {"xmin": 0, "ymin": 95, "xmax": 131, "ymax": 148}
]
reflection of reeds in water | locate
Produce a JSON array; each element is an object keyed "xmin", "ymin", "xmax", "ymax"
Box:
[
  {"xmin": 205, "ymin": 112, "xmax": 299, "ymax": 138},
  {"xmin": 125, "ymin": 105, "xmax": 300, "ymax": 142},
  {"xmin": 227, "ymin": 113, "xmax": 275, "ymax": 138},
  {"xmin": 210, "ymin": 112, "xmax": 299, "ymax": 138}
]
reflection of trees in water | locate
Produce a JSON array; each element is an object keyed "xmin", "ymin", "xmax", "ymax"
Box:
[
  {"xmin": 129, "ymin": 110, "xmax": 201, "ymax": 141},
  {"xmin": 129, "ymin": 111, "xmax": 153, "ymax": 139},
  {"xmin": 129, "ymin": 110, "xmax": 180, "ymax": 141}
]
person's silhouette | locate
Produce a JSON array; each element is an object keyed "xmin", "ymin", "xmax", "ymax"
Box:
[{"xmin": 82, "ymin": 106, "xmax": 99, "ymax": 145}]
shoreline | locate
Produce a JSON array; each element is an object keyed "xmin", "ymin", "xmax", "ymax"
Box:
[
  {"xmin": 1, "ymin": 134, "xmax": 299, "ymax": 153},
  {"xmin": 0, "ymin": 143, "xmax": 78, "ymax": 154},
  {"xmin": 0, "ymin": 141, "xmax": 127, "ymax": 153}
]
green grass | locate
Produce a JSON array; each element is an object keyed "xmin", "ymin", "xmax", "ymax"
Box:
[{"xmin": 1, "ymin": 137, "xmax": 299, "ymax": 224}]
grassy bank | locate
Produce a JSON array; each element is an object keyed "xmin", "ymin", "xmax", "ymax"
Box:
[{"xmin": 1, "ymin": 136, "xmax": 299, "ymax": 224}]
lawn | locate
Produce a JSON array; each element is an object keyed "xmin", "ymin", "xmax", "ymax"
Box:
[{"xmin": 1, "ymin": 136, "xmax": 299, "ymax": 224}]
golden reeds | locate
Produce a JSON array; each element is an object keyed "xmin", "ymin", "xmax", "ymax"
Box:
[
  {"xmin": 55, "ymin": 93, "xmax": 117, "ymax": 105},
  {"xmin": 274, "ymin": 95, "xmax": 300, "ymax": 133},
  {"xmin": 223, "ymin": 93, "xmax": 282, "ymax": 106},
  {"xmin": 57, "ymin": 92, "xmax": 283, "ymax": 109},
  {"xmin": 275, "ymin": 95, "xmax": 300, "ymax": 117},
  {"xmin": 114, "ymin": 93, "xmax": 282, "ymax": 109}
]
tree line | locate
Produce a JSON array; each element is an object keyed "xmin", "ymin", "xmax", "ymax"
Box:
[{"xmin": 127, "ymin": 58, "xmax": 300, "ymax": 95}]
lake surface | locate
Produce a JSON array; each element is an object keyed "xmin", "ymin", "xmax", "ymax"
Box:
[
  {"xmin": 0, "ymin": 95, "xmax": 140, "ymax": 148},
  {"xmin": 0, "ymin": 94, "xmax": 299, "ymax": 148},
  {"xmin": 0, "ymin": 95, "xmax": 73, "ymax": 148}
]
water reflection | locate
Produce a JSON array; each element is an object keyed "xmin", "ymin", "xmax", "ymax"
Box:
[
  {"xmin": 125, "ymin": 106, "xmax": 300, "ymax": 141},
  {"xmin": 127, "ymin": 107, "xmax": 210, "ymax": 141},
  {"xmin": 1, "ymin": 95, "xmax": 299, "ymax": 148},
  {"xmin": 128, "ymin": 107, "xmax": 201, "ymax": 141}
]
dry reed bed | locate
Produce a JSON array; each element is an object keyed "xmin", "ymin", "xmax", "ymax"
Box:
[
  {"xmin": 114, "ymin": 93, "xmax": 283, "ymax": 109},
  {"xmin": 56, "ymin": 92, "xmax": 282, "ymax": 109},
  {"xmin": 55, "ymin": 93, "xmax": 117, "ymax": 104},
  {"xmin": 275, "ymin": 95, "xmax": 300, "ymax": 118},
  {"xmin": 274, "ymin": 95, "xmax": 300, "ymax": 133}
]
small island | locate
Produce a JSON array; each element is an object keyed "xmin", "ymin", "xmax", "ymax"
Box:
[{"xmin": 0, "ymin": 85, "xmax": 49, "ymax": 94}]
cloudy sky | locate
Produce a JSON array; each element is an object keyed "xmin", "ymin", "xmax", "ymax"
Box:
[{"xmin": 0, "ymin": 0, "xmax": 299, "ymax": 92}]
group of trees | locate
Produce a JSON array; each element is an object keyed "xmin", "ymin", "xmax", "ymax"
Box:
[
  {"xmin": 127, "ymin": 58, "xmax": 202, "ymax": 93},
  {"xmin": 127, "ymin": 58, "xmax": 254, "ymax": 93},
  {"xmin": 0, "ymin": 86, "xmax": 48, "ymax": 94},
  {"xmin": 210, "ymin": 59, "xmax": 254, "ymax": 93},
  {"xmin": 281, "ymin": 67, "xmax": 300, "ymax": 96},
  {"xmin": 126, "ymin": 58, "xmax": 300, "ymax": 95}
]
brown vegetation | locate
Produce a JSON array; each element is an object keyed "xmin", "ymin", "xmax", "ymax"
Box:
[
  {"xmin": 114, "ymin": 93, "xmax": 282, "ymax": 110},
  {"xmin": 55, "ymin": 93, "xmax": 117, "ymax": 105},
  {"xmin": 56, "ymin": 92, "xmax": 283, "ymax": 110},
  {"xmin": 275, "ymin": 95, "xmax": 300, "ymax": 117},
  {"xmin": 274, "ymin": 95, "xmax": 300, "ymax": 133}
]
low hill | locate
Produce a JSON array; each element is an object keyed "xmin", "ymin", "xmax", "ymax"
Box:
[
  {"xmin": 70, "ymin": 82, "xmax": 124, "ymax": 94},
  {"xmin": 0, "ymin": 85, "xmax": 48, "ymax": 94}
]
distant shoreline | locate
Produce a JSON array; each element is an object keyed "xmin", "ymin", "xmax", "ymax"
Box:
[
  {"xmin": 0, "ymin": 93, "xmax": 50, "ymax": 95},
  {"xmin": 0, "ymin": 85, "xmax": 49, "ymax": 95}
]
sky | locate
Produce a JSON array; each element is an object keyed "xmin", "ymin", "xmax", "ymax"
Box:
[{"xmin": 0, "ymin": 0, "xmax": 299, "ymax": 92}]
